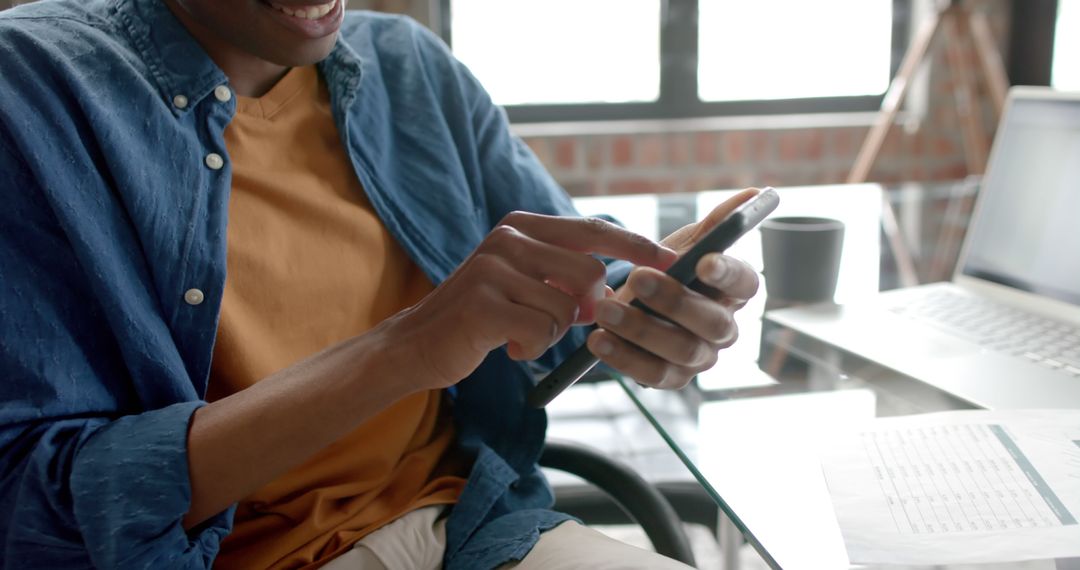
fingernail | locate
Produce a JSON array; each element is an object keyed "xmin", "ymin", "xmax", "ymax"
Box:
[
  {"xmin": 593, "ymin": 337, "xmax": 614, "ymax": 356},
  {"xmin": 709, "ymin": 256, "xmax": 729, "ymax": 283},
  {"xmin": 597, "ymin": 302, "xmax": 624, "ymax": 326},
  {"xmin": 591, "ymin": 280, "xmax": 607, "ymax": 301},
  {"xmin": 634, "ymin": 274, "xmax": 658, "ymax": 298}
]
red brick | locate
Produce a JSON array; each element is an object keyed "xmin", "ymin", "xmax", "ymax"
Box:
[
  {"xmin": 585, "ymin": 137, "xmax": 606, "ymax": 169},
  {"xmin": 931, "ymin": 134, "xmax": 957, "ymax": 157},
  {"xmin": 695, "ymin": 132, "xmax": 718, "ymax": 165},
  {"xmin": 722, "ymin": 131, "xmax": 747, "ymax": 164},
  {"xmin": 667, "ymin": 135, "xmax": 691, "ymax": 166},
  {"xmin": 881, "ymin": 129, "xmax": 905, "ymax": 157},
  {"xmin": 716, "ymin": 175, "xmax": 740, "ymax": 190},
  {"xmin": 776, "ymin": 168, "xmax": 818, "ymax": 187},
  {"xmin": 931, "ymin": 163, "xmax": 969, "ymax": 181},
  {"xmin": 777, "ymin": 131, "xmax": 803, "ymax": 162},
  {"xmin": 371, "ymin": 0, "xmax": 409, "ymax": 12},
  {"xmin": 524, "ymin": 138, "xmax": 552, "ymax": 167},
  {"xmin": 554, "ymin": 138, "xmax": 577, "ymax": 170},
  {"xmin": 900, "ymin": 131, "xmax": 916, "ymax": 157},
  {"xmin": 829, "ymin": 128, "xmax": 860, "ymax": 160},
  {"xmin": 612, "ymin": 136, "xmax": 634, "ymax": 167},
  {"xmin": 875, "ymin": 171, "xmax": 905, "ymax": 185},
  {"xmin": 910, "ymin": 129, "xmax": 928, "ymax": 157},
  {"xmin": 934, "ymin": 106, "xmax": 955, "ymax": 128},
  {"xmin": 806, "ymin": 130, "xmax": 825, "ymax": 161},
  {"xmin": 560, "ymin": 180, "xmax": 599, "ymax": 197},
  {"xmin": 908, "ymin": 163, "xmax": 928, "ymax": 182},
  {"xmin": 732, "ymin": 170, "xmax": 758, "ymax": 188},
  {"xmin": 607, "ymin": 178, "xmax": 678, "ymax": 196},
  {"xmin": 758, "ymin": 170, "xmax": 783, "ymax": 188},
  {"xmin": 683, "ymin": 177, "xmax": 713, "ymax": 193},
  {"xmin": 778, "ymin": 130, "xmax": 825, "ymax": 162},
  {"xmin": 748, "ymin": 131, "xmax": 770, "ymax": 162},
  {"xmin": 637, "ymin": 135, "xmax": 666, "ymax": 167},
  {"xmin": 824, "ymin": 169, "xmax": 850, "ymax": 184},
  {"xmin": 965, "ymin": 46, "xmax": 980, "ymax": 69}
]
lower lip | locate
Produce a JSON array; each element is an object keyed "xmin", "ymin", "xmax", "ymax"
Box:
[{"xmin": 262, "ymin": 0, "xmax": 344, "ymax": 39}]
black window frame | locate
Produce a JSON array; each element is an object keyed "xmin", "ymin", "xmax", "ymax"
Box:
[
  {"xmin": 1009, "ymin": 0, "xmax": 1058, "ymax": 87},
  {"xmin": 439, "ymin": 0, "xmax": 913, "ymax": 123}
]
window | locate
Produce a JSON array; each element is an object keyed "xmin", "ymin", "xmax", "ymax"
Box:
[
  {"xmin": 450, "ymin": 0, "xmax": 660, "ymax": 105},
  {"xmin": 442, "ymin": 0, "xmax": 910, "ymax": 122},
  {"xmin": 697, "ymin": 0, "xmax": 892, "ymax": 102},
  {"xmin": 1053, "ymin": 0, "xmax": 1079, "ymax": 90}
]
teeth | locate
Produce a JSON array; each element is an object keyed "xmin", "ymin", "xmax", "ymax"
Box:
[{"xmin": 269, "ymin": 0, "xmax": 335, "ymax": 20}]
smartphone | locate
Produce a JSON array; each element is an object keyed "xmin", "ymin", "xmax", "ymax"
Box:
[{"xmin": 527, "ymin": 187, "xmax": 780, "ymax": 408}]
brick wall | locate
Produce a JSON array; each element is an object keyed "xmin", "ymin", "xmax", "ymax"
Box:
[
  {"xmin": 1, "ymin": 0, "xmax": 1009, "ymax": 196},
  {"xmin": 518, "ymin": 111, "xmax": 978, "ymax": 197},
  {"xmin": 359, "ymin": 0, "xmax": 1010, "ymax": 196},
  {"xmin": 518, "ymin": 1, "xmax": 1011, "ymax": 196}
]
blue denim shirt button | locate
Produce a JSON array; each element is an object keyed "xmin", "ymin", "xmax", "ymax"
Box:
[
  {"xmin": 204, "ymin": 153, "xmax": 224, "ymax": 170},
  {"xmin": 183, "ymin": 288, "xmax": 205, "ymax": 306},
  {"xmin": 213, "ymin": 85, "xmax": 232, "ymax": 103},
  {"xmin": 172, "ymin": 94, "xmax": 189, "ymax": 109}
]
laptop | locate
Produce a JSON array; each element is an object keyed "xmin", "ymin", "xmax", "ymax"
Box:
[{"xmin": 765, "ymin": 86, "xmax": 1080, "ymax": 410}]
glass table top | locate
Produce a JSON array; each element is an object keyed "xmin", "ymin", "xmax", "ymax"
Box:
[
  {"xmin": 552, "ymin": 179, "xmax": 1027, "ymax": 570},
  {"xmin": 571, "ymin": 178, "xmax": 979, "ymax": 397}
]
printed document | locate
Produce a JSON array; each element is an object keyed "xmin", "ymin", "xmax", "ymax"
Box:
[{"xmin": 820, "ymin": 410, "xmax": 1080, "ymax": 565}]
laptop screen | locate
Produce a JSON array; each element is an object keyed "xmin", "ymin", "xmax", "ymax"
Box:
[{"xmin": 960, "ymin": 94, "xmax": 1080, "ymax": 307}]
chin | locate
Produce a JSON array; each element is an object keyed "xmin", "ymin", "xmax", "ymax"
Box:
[
  {"xmin": 278, "ymin": 43, "xmax": 332, "ymax": 66},
  {"xmin": 267, "ymin": 38, "xmax": 338, "ymax": 67}
]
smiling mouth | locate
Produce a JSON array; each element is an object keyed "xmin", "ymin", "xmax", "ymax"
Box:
[{"xmin": 265, "ymin": 0, "xmax": 337, "ymax": 20}]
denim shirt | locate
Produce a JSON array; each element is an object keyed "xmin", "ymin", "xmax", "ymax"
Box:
[{"xmin": 0, "ymin": 1, "xmax": 629, "ymax": 567}]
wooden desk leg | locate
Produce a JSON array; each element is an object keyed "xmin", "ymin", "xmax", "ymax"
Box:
[
  {"xmin": 881, "ymin": 192, "xmax": 920, "ymax": 288},
  {"xmin": 848, "ymin": 1, "xmax": 1008, "ymax": 185},
  {"xmin": 927, "ymin": 178, "xmax": 977, "ymax": 282},
  {"xmin": 847, "ymin": 6, "xmax": 945, "ymax": 184}
]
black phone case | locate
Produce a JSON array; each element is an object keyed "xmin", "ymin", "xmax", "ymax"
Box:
[{"xmin": 527, "ymin": 188, "xmax": 779, "ymax": 408}]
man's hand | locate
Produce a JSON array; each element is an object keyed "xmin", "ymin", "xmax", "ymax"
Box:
[
  {"xmin": 186, "ymin": 210, "xmax": 677, "ymax": 528},
  {"xmin": 586, "ymin": 188, "xmax": 762, "ymax": 389},
  {"xmin": 383, "ymin": 211, "xmax": 678, "ymax": 391}
]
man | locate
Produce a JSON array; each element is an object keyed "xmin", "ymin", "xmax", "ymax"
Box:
[{"xmin": 0, "ymin": 0, "xmax": 760, "ymax": 568}]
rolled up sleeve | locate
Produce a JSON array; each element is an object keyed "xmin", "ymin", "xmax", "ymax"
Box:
[
  {"xmin": 70, "ymin": 402, "xmax": 234, "ymax": 568},
  {"xmin": 0, "ymin": 137, "xmax": 233, "ymax": 568},
  {"xmin": 6, "ymin": 406, "xmax": 233, "ymax": 569}
]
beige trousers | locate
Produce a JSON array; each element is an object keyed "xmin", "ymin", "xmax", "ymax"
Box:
[{"xmin": 321, "ymin": 505, "xmax": 693, "ymax": 570}]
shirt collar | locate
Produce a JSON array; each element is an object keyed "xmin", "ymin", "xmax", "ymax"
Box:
[
  {"xmin": 111, "ymin": 0, "xmax": 366, "ymax": 118},
  {"xmin": 319, "ymin": 36, "xmax": 364, "ymax": 118},
  {"xmin": 111, "ymin": 0, "xmax": 229, "ymax": 116}
]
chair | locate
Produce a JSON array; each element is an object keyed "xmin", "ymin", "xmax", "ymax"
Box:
[{"xmin": 539, "ymin": 439, "xmax": 697, "ymax": 567}]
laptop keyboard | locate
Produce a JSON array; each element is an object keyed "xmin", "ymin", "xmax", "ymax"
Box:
[{"xmin": 887, "ymin": 289, "xmax": 1080, "ymax": 378}]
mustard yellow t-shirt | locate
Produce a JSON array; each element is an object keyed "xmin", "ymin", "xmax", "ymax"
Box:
[{"xmin": 209, "ymin": 65, "xmax": 467, "ymax": 570}]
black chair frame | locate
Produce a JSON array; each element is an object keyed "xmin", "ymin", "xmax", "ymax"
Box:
[{"xmin": 539, "ymin": 440, "xmax": 697, "ymax": 567}]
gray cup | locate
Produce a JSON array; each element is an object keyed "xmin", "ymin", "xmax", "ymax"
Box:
[{"xmin": 760, "ymin": 216, "xmax": 845, "ymax": 305}]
